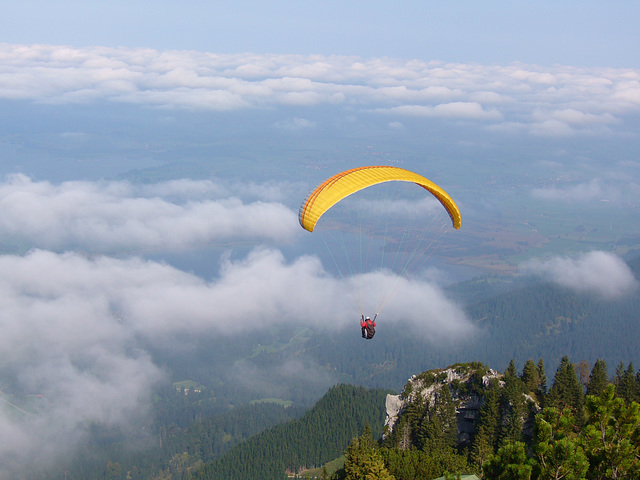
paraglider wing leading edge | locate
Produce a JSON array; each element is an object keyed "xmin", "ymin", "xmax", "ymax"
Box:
[{"xmin": 298, "ymin": 165, "xmax": 461, "ymax": 232}]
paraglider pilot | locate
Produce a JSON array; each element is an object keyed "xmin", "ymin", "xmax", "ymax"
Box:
[{"xmin": 361, "ymin": 314, "xmax": 376, "ymax": 339}]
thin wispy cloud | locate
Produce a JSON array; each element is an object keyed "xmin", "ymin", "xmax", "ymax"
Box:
[
  {"xmin": 1, "ymin": 44, "xmax": 639, "ymax": 135},
  {"xmin": 531, "ymin": 178, "xmax": 640, "ymax": 204}
]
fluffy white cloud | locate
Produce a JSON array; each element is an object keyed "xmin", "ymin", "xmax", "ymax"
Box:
[
  {"xmin": 1, "ymin": 44, "xmax": 639, "ymax": 135},
  {"xmin": 0, "ymin": 175, "xmax": 299, "ymax": 252},
  {"xmin": 521, "ymin": 250, "xmax": 638, "ymax": 299},
  {"xmin": 349, "ymin": 270, "xmax": 474, "ymax": 342},
  {"xmin": 0, "ymin": 247, "xmax": 472, "ymax": 473}
]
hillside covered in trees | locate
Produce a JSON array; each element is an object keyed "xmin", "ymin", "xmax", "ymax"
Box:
[
  {"xmin": 334, "ymin": 358, "xmax": 640, "ymax": 480},
  {"xmin": 192, "ymin": 384, "xmax": 390, "ymax": 480},
  {"xmin": 154, "ymin": 357, "xmax": 640, "ymax": 480},
  {"xmin": 29, "ymin": 356, "xmax": 640, "ymax": 479}
]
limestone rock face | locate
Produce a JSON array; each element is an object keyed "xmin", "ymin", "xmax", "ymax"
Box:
[
  {"xmin": 383, "ymin": 363, "xmax": 506, "ymax": 446},
  {"xmin": 385, "ymin": 392, "xmax": 404, "ymax": 425}
]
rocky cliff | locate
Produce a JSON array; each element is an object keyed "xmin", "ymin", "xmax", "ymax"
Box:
[{"xmin": 383, "ymin": 362, "xmax": 538, "ymax": 448}]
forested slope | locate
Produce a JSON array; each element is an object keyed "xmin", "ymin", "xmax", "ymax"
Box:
[
  {"xmin": 36, "ymin": 399, "xmax": 305, "ymax": 480},
  {"xmin": 463, "ymin": 255, "xmax": 640, "ymax": 366},
  {"xmin": 193, "ymin": 384, "xmax": 390, "ymax": 480},
  {"xmin": 336, "ymin": 357, "xmax": 640, "ymax": 480}
]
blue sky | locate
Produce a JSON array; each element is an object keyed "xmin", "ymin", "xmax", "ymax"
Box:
[{"xmin": 3, "ymin": 1, "xmax": 640, "ymax": 67}]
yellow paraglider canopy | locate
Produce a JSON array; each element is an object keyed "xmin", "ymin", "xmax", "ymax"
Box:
[{"xmin": 298, "ymin": 166, "xmax": 461, "ymax": 232}]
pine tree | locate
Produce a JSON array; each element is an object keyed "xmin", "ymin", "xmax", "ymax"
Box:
[
  {"xmin": 420, "ymin": 384, "xmax": 457, "ymax": 453},
  {"xmin": 438, "ymin": 385, "xmax": 458, "ymax": 451},
  {"xmin": 532, "ymin": 407, "xmax": 588, "ymax": 480},
  {"xmin": 546, "ymin": 356, "xmax": 584, "ymax": 428},
  {"xmin": 482, "ymin": 442, "xmax": 533, "ymax": 480},
  {"xmin": 521, "ymin": 359, "xmax": 539, "ymax": 394},
  {"xmin": 397, "ymin": 392, "xmax": 427, "ymax": 449},
  {"xmin": 616, "ymin": 362, "xmax": 640, "ymax": 404},
  {"xmin": 581, "ymin": 384, "xmax": 640, "ymax": 479},
  {"xmin": 343, "ymin": 426, "xmax": 395, "ymax": 480},
  {"xmin": 613, "ymin": 361, "xmax": 626, "ymax": 391},
  {"xmin": 586, "ymin": 358, "xmax": 608, "ymax": 397},
  {"xmin": 504, "ymin": 359, "xmax": 518, "ymax": 381},
  {"xmin": 500, "ymin": 361, "xmax": 527, "ymax": 447},
  {"xmin": 471, "ymin": 382, "xmax": 501, "ymax": 468},
  {"xmin": 379, "ymin": 446, "xmax": 442, "ymax": 480},
  {"xmin": 499, "ymin": 388, "xmax": 525, "ymax": 447},
  {"xmin": 537, "ymin": 358, "xmax": 548, "ymax": 400}
]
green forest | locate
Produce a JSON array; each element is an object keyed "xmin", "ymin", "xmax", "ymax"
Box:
[
  {"xmin": 193, "ymin": 385, "xmax": 390, "ymax": 480},
  {"xmin": 333, "ymin": 358, "xmax": 640, "ymax": 480}
]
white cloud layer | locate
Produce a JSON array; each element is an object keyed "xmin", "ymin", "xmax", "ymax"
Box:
[
  {"xmin": 0, "ymin": 174, "xmax": 299, "ymax": 252},
  {"xmin": 0, "ymin": 247, "xmax": 472, "ymax": 473},
  {"xmin": 531, "ymin": 178, "xmax": 640, "ymax": 204},
  {"xmin": 521, "ymin": 251, "xmax": 638, "ymax": 299},
  {"xmin": 349, "ymin": 269, "xmax": 473, "ymax": 341},
  {"xmin": 1, "ymin": 44, "xmax": 639, "ymax": 135}
]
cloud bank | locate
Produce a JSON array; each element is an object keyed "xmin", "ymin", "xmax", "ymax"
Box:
[
  {"xmin": 0, "ymin": 246, "xmax": 472, "ymax": 474},
  {"xmin": 521, "ymin": 250, "xmax": 638, "ymax": 299},
  {"xmin": 1, "ymin": 44, "xmax": 639, "ymax": 135},
  {"xmin": 0, "ymin": 174, "xmax": 299, "ymax": 252}
]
